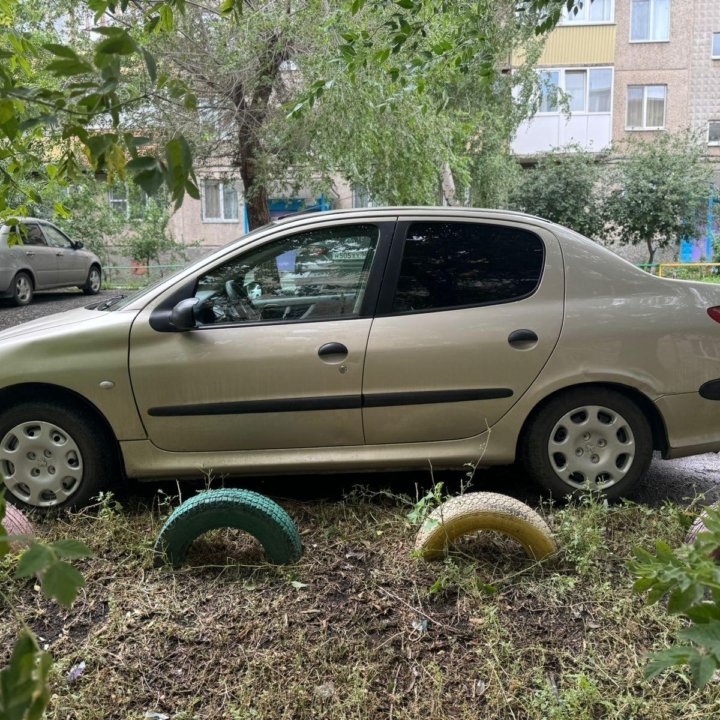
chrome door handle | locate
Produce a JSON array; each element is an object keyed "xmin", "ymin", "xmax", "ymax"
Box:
[
  {"xmin": 24, "ymin": 251, "xmax": 35, "ymax": 257},
  {"xmin": 56, "ymin": 252, "xmax": 65, "ymax": 256}
]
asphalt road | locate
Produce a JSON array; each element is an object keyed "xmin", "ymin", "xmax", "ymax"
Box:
[{"xmin": 1, "ymin": 290, "xmax": 718, "ymax": 507}]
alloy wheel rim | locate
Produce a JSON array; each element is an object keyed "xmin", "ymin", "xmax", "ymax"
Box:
[
  {"xmin": 90, "ymin": 269, "xmax": 101, "ymax": 292},
  {"xmin": 15, "ymin": 276, "xmax": 31, "ymax": 302},
  {"xmin": 0, "ymin": 420, "xmax": 83, "ymax": 507},
  {"xmin": 547, "ymin": 405, "xmax": 635, "ymax": 490}
]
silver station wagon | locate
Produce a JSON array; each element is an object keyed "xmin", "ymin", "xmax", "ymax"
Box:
[
  {"xmin": 1, "ymin": 207, "xmax": 720, "ymax": 510},
  {"xmin": 0, "ymin": 218, "xmax": 102, "ymax": 305}
]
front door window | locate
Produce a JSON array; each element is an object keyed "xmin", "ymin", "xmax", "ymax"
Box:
[{"xmin": 194, "ymin": 224, "xmax": 379, "ymax": 325}]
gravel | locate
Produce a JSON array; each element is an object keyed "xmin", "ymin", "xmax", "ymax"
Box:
[{"xmin": 0, "ymin": 290, "xmax": 116, "ymax": 331}]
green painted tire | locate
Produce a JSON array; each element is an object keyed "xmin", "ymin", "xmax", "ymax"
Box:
[{"xmin": 154, "ymin": 489, "xmax": 302, "ymax": 567}]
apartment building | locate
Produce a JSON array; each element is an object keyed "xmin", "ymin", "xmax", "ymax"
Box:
[{"xmin": 512, "ymin": 0, "xmax": 720, "ymax": 162}]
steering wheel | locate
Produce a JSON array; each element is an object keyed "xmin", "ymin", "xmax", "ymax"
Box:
[{"xmin": 225, "ymin": 279, "xmax": 261, "ymax": 322}]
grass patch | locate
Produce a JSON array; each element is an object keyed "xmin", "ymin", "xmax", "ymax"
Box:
[{"xmin": 1, "ymin": 488, "xmax": 718, "ymax": 719}]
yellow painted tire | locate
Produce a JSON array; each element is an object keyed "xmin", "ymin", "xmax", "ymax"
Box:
[{"xmin": 414, "ymin": 491, "xmax": 557, "ymax": 561}]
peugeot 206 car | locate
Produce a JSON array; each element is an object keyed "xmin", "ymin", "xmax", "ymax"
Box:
[
  {"xmin": 1, "ymin": 207, "xmax": 720, "ymax": 511},
  {"xmin": 0, "ymin": 218, "xmax": 102, "ymax": 305}
]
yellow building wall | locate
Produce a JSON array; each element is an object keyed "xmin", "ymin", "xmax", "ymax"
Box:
[{"xmin": 537, "ymin": 25, "xmax": 616, "ymax": 66}]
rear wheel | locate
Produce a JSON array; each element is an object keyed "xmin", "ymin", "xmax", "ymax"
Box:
[
  {"xmin": 0, "ymin": 402, "xmax": 111, "ymax": 512},
  {"xmin": 82, "ymin": 265, "xmax": 102, "ymax": 295},
  {"xmin": 12, "ymin": 272, "xmax": 33, "ymax": 306},
  {"xmin": 521, "ymin": 388, "xmax": 653, "ymax": 500}
]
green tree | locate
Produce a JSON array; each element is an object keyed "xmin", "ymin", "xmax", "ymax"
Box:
[
  {"xmin": 508, "ymin": 146, "xmax": 608, "ymax": 239},
  {"xmin": 0, "ymin": 0, "xmax": 577, "ymax": 227},
  {"xmin": 605, "ymin": 132, "xmax": 714, "ymax": 264}
]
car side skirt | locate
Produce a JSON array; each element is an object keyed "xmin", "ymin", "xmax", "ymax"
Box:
[{"xmin": 119, "ymin": 432, "xmax": 505, "ymax": 480}]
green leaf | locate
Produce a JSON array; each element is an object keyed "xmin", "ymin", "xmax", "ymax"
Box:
[
  {"xmin": 49, "ymin": 539, "xmax": 93, "ymax": 560},
  {"xmin": 15, "ymin": 543, "xmax": 53, "ymax": 578},
  {"xmin": 41, "ymin": 560, "xmax": 85, "ymax": 607},
  {"xmin": 680, "ymin": 619, "xmax": 720, "ymax": 658},
  {"xmin": 43, "ymin": 43, "xmax": 80, "ymax": 59},
  {"xmin": 95, "ymin": 32, "xmax": 137, "ymax": 57},
  {"xmin": 142, "ymin": 48, "xmax": 157, "ymax": 84},
  {"xmin": 0, "ymin": 629, "xmax": 51, "ymax": 720},
  {"xmin": 351, "ymin": 0, "xmax": 365, "ymax": 14},
  {"xmin": 127, "ymin": 156, "xmax": 159, "ymax": 171},
  {"xmin": 645, "ymin": 645, "xmax": 696, "ymax": 680},
  {"xmin": 46, "ymin": 58, "xmax": 95, "ymax": 76},
  {"xmin": 690, "ymin": 653, "xmax": 718, "ymax": 688},
  {"xmin": 133, "ymin": 167, "xmax": 165, "ymax": 196},
  {"xmin": 668, "ymin": 583, "xmax": 704, "ymax": 615}
]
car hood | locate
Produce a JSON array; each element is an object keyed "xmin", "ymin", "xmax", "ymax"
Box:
[{"xmin": 0, "ymin": 306, "xmax": 113, "ymax": 342}]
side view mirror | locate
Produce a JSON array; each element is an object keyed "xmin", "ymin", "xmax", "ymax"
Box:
[
  {"xmin": 72, "ymin": 240, "xmax": 84, "ymax": 250},
  {"xmin": 171, "ymin": 298, "xmax": 199, "ymax": 331}
]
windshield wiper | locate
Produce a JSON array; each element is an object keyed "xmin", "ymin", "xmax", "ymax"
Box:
[{"xmin": 94, "ymin": 295, "xmax": 126, "ymax": 311}]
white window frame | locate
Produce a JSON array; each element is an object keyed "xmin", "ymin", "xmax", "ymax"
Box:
[
  {"xmin": 709, "ymin": 121, "xmax": 720, "ymax": 147},
  {"xmin": 536, "ymin": 67, "xmax": 614, "ymax": 116},
  {"xmin": 108, "ymin": 185, "xmax": 129, "ymax": 219},
  {"xmin": 201, "ymin": 179, "xmax": 241, "ymax": 224},
  {"xmin": 630, "ymin": 0, "xmax": 670, "ymax": 44},
  {"xmin": 625, "ymin": 85, "xmax": 667, "ymax": 131},
  {"xmin": 712, "ymin": 32, "xmax": 720, "ymax": 59},
  {"xmin": 559, "ymin": 0, "xmax": 615, "ymax": 26}
]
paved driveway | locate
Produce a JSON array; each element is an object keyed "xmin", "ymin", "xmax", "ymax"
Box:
[
  {"xmin": 0, "ymin": 289, "xmax": 114, "ymax": 331},
  {"xmin": 1, "ymin": 288, "xmax": 718, "ymax": 507}
]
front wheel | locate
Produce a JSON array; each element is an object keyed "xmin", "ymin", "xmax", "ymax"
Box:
[
  {"xmin": 82, "ymin": 265, "xmax": 102, "ymax": 295},
  {"xmin": 0, "ymin": 402, "xmax": 111, "ymax": 511},
  {"xmin": 521, "ymin": 388, "xmax": 653, "ymax": 501}
]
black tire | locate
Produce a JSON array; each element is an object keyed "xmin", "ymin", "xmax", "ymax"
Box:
[
  {"xmin": 521, "ymin": 387, "xmax": 653, "ymax": 501},
  {"xmin": 81, "ymin": 265, "xmax": 102, "ymax": 295},
  {"xmin": 154, "ymin": 489, "xmax": 303, "ymax": 567},
  {"xmin": 414, "ymin": 491, "xmax": 556, "ymax": 561},
  {"xmin": 12, "ymin": 272, "xmax": 33, "ymax": 306},
  {"xmin": 0, "ymin": 401, "xmax": 111, "ymax": 512}
]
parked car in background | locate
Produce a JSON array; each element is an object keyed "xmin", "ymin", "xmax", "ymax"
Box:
[
  {"xmin": 2, "ymin": 206, "xmax": 720, "ymax": 511},
  {"xmin": 0, "ymin": 218, "xmax": 102, "ymax": 305}
]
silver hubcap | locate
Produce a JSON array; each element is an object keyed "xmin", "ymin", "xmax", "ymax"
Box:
[
  {"xmin": 89, "ymin": 269, "xmax": 101, "ymax": 292},
  {"xmin": 15, "ymin": 276, "xmax": 31, "ymax": 302},
  {"xmin": 0, "ymin": 421, "xmax": 83, "ymax": 507},
  {"xmin": 547, "ymin": 405, "xmax": 635, "ymax": 490}
]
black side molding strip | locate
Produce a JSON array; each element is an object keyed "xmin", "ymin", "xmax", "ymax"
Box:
[
  {"xmin": 700, "ymin": 380, "xmax": 720, "ymax": 401},
  {"xmin": 148, "ymin": 395, "xmax": 361, "ymax": 417},
  {"xmin": 363, "ymin": 388, "xmax": 513, "ymax": 407},
  {"xmin": 148, "ymin": 388, "xmax": 513, "ymax": 417}
]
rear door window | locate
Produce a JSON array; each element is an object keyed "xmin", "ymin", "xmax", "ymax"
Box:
[{"xmin": 390, "ymin": 221, "xmax": 545, "ymax": 314}]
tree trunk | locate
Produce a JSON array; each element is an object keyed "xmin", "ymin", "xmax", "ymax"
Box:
[
  {"xmin": 646, "ymin": 238, "xmax": 656, "ymax": 266},
  {"xmin": 240, "ymin": 149, "xmax": 271, "ymax": 229},
  {"xmin": 441, "ymin": 163, "xmax": 459, "ymax": 206}
]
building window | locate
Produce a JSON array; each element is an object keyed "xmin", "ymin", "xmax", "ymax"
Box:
[
  {"xmin": 202, "ymin": 179, "xmax": 240, "ymax": 222},
  {"xmin": 108, "ymin": 186, "xmax": 129, "ymax": 218},
  {"xmin": 709, "ymin": 122, "xmax": 720, "ymax": 146},
  {"xmin": 713, "ymin": 33, "xmax": 720, "ymax": 58},
  {"xmin": 630, "ymin": 0, "xmax": 670, "ymax": 42},
  {"xmin": 538, "ymin": 68, "xmax": 612, "ymax": 115},
  {"xmin": 626, "ymin": 85, "xmax": 666, "ymax": 129},
  {"xmin": 560, "ymin": 0, "xmax": 613, "ymax": 24}
]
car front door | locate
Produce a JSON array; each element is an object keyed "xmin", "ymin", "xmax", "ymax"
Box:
[
  {"xmin": 361, "ymin": 217, "xmax": 564, "ymax": 445},
  {"xmin": 41, "ymin": 224, "xmax": 86, "ymax": 285},
  {"xmin": 17, "ymin": 223, "xmax": 56, "ymax": 288},
  {"xmin": 128, "ymin": 220, "xmax": 393, "ymax": 453}
]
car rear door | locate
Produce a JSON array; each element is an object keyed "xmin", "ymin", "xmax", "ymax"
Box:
[
  {"xmin": 128, "ymin": 219, "xmax": 394, "ymax": 453},
  {"xmin": 18, "ymin": 223, "xmax": 56, "ymax": 288},
  {"xmin": 361, "ymin": 216, "xmax": 564, "ymax": 445},
  {"xmin": 41, "ymin": 224, "xmax": 87, "ymax": 285}
]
